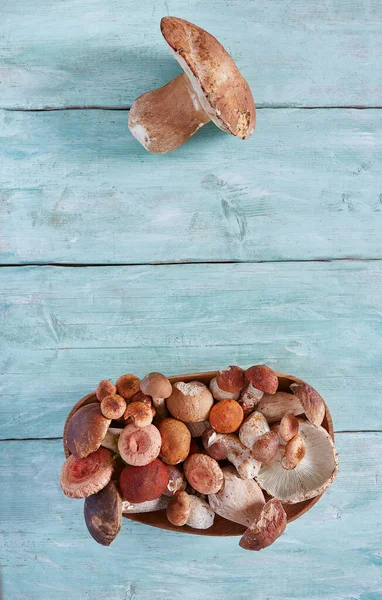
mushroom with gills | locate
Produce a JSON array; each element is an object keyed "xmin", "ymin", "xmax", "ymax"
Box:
[
  {"xmin": 183, "ymin": 453, "xmax": 223, "ymax": 494},
  {"xmin": 119, "ymin": 459, "xmax": 169, "ymax": 503},
  {"xmin": 245, "ymin": 365, "xmax": 279, "ymax": 395},
  {"xmin": 167, "ymin": 381, "xmax": 213, "ymax": 423},
  {"xmin": 118, "ymin": 423, "xmax": 162, "ymax": 466},
  {"xmin": 65, "ymin": 402, "xmax": 111, "ymax": 458},
  {"xmin": 128, "ymin": 17, "xmax": 255, "ymax": 154},
  {"xmin": 116, "ymin": 374, "xmax": 141, "ymax": 400},
  {"xmin": 123, "ymin": 401, "xmax": 155, "ymax": 428},
  {"xmin": 255, "ymin": 419, "xmax": 339, "ymax": 503},
  {"xmin": 96, "ymin": 380, "xmax": 117, "ymax": 402},
  {"xmin": 257, "ymin": 392, "xmax": 304, "ymax": 424},
  {"xmin": 60, "ymin": 447, "xmax": 114, "ymax": 499},
  {"xmin": 158, "ymin": 418, "xmax": 191, "ymax": 465},
  {"xmin": 202, "ymin": 429, "xmax": 261, "ymax": 479},
  {"xmin": 166, "ymin": 490, "xmax": 215, "ymax": 529},
  {"xmin": 209, "ymin": 399, "xmax": 244, "ymax": 433},
  {"xmin": 84, "ymin": 481, "xmax": 122, "ymax": 546},
  {"xmin": 239, "ymin": 499, "xmax": 287, "ymax": 551},
  {"xmin": 100, "ymin": 394, "xmax": 127, "ymax": 420},
  {"xmin": 140, "ymin": 372, "xmax": 172, "ymax": 420}
]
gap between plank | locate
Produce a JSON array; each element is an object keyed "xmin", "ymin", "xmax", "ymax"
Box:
[{"xmin": 2, "ymin": 105, "xmax": 382, "ymax": 112}]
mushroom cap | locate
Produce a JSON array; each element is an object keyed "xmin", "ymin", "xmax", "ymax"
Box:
[
  {"xmin": 166, "ymin": 490, "xmax": 191, "ymax": 526},
  {"xmin": 245, "ymin": 365, "xmax": 279, "ymax": 395},
  {"xmin": 216, "ymin": 366, "xmax": 245, "ymax": 393},
  {"xmin": 118, "ymin": 423, "xmax": 162, "ymax": 466},
  {"xmin": 290, "ymin": 382, "xmax": 326, "ymax": 426},
  {"xmin": 239, "ymin": 498, "xmax": 287, "ymax": 551},
  {"xmin": 84, "ymin": 480, "xmax": 122, "ymax": 546},
  {"xmin": 239, "ymin": 411, "xmax": 270, "ymax": 450},
  {"xmin": 161, "ymin": 16, "xmax": 255, "ymax": 139},
  {"xmin": 100, "ymin": 394, "xmax": 126, "ymax": 420},
  {"xmin": 251, "ymin": 431, "xmax": 280, "ymax": 464},
  {"xmin": 256, "ymin": 419, "xmax": 339, "ymax": 503},
  {"xmin": 60, "ymin": 447, "xmax": 114, "ymax": 499},
  {"xmin": 209, "ymin": 399, "xmax": 244, "ymax": 433},
  {"xmin": 116, "ymin": 373, "xmax": 141, "ymax": 400},
  {"xmin": 184, "ymin": 453, "xmax": 223, "ymax": 494},
  {"xmin": 96, "ymin": 380, "xmax": 117, "ymax": 402},
  {"xmin": 140, "ymin": 372, "xmax": 172, "ymax": 399},
  {"xmin": 209, "ymin": 377, "xmax": 240, "ymax": 401},
  {"xmin": 257, "ymin": 392, "xmax": 304, "ymax": 424},
  {"xmin": 167, "ymin": 381, "xmax": 213, "ymax": 423},
  {"xmin": 119, "ymin": 459, "xmax": 169, "ymax": 503},
  {"xmin": 209, "ymin": 466, "xmax": 265, "ymax": 527},
  {"xmin": 158, "ymin": 418, "xmax": 191, "ymax": 465},
  {"xmin": 65, "ymin": 403, "xmax": 111, "ymax": 458},
  {"xmin": 279, "ymin": 413, "xmax": 300, "ymax": 443},
  {"xmin": 123, "ymin": 401, "xmax": 154, "ymax": 428}
]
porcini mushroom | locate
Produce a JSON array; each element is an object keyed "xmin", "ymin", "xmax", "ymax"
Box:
[
  {"xmin": 216, "ymin": 366, "xmax": 245, "ymax": 393},
  {"xmin": 257, "ymin": 392, "xmax": 304, "ymax": 424},
  {"xmin": 251, "ymin": 431, "xmax": 280, "ymax": 464},
  {"xmin": 119, "ymin": 459, "xmax": 169, "ymax": 503},
  {"xmin": 128, "ymin": 17, "xmax": 255, "ymax": 154},
  {"xmin": 167, "ymin": 381, "xmax": 213, "ymax": 423},
  {"xmin": 208, "ymin": 466, "xmax": 265, "ymax": 527},
  {"xmin": 245, "ymin": 365, "xmax": 279, "ymax": 395},
  {"xmin": 209, "ymin": 377, "xmax": 240, "ymax": 401},
  {"xmin": 65, "ymin": 403, "xmax": 111, "ymax": 458},
  {"xmin": 100, "ymin": 394, "xmax": 127, "ymax": 420},
  {"xmin": 209, "ymin": 399, "xmax": 244, "ymax": 433},
  {"xmin": 123, "ymin": 401, "xmax": 155, "ymax": 428},
  {"xmin": 140, "ymin": 372, "xmax": 172, "ymax": 420},
  {"xmin": 290, "ymin": 382, "xmax": 326, "ymax": 426},
  {"xmin": 164, "ymin": 465, "xmax": 187, "ymax": 496},
  {"xmin": 60, "ymin": 447, "xmax": 114, "ymax": 499},
  {"xmin": 184, "ymin": 453, "xmax": 223, "ymax": 494},
  {"xmin": 166, "ymin": 490, "xmax": 215, "ymax": 529},
  {"xmin": 239, "ymin": 411, "xmax": 270, "ymax": 450},
  {"xmin": 84, "ymin": 480, "xmax": 122, "ymax": 546},
  {"xmin": 96, "ymin": 380, "xmax": 117, "ymax": 402},
  {"xmin": 239, "ymin": 499, "xmax": 287, "ymax": 551},
  {"xmin": 256, "ymin": 419, "xmax": 339, "ymax": 503},
  {"xmin": 202, "ymin": 429, "xmax": 261, "ymax": 479},
  {"xmin": 279, "ymin": 413, "xmax": 300, "ymax": 443},
  {"xmin": 116, "ymin": 374, "xmax": 141, "ymax": 400},
  {"xmin": 158, "ymin": 418, "xmax": 191, "ymax": 465},
  {"xmin": 118, "ymin": 423, "xmax": 162, "ymax": 466}
]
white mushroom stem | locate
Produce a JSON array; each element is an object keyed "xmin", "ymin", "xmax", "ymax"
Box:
[
  {"xmin": 152, "ymin": 397, "xmax": 168, "ymax": 420},
  {"xmin": 101, "ymin": 428, "xmax": 123, "ymax": 453},
  {"xmin": 206, "ymin": 431, "xmax": 261, "ymax": 479},
  {"xmin": 128, "ymin": 74, "xmax": 211, "ymax": 155},
  {"xmin": 209, "ymin": 377, "xmax": 240, "ymax": 401},
  {"xmin": 186, "ymin": 496, "xmax": 215, "ymax": 529},
  {"xmin": 122, "ymin": 496, "xmax": 170, "ymax": 514}
]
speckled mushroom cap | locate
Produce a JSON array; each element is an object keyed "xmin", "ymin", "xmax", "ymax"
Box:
[{"xmin": 160, "ymin": 16, "xmax": 255, "ymax": 139}]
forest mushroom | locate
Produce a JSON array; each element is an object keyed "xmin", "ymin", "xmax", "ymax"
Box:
[
  {"xmin": 281, "ymin": 434, "xmax": 306, "ymax": 470},
  {"xmin": 164, "ymin": 465, "xmax": 187, "ymax": 496},
  {"xmin": 251, "ymin": 431, "xmax": 280, "ymax": 464},
  {"xmin": 208, "ymin": 466, "xmax": 265, "ymax": 527},
  {"xmin": 257, "ymin": 392, "xmax": 304, "ymax": 424},
  {"xmin": 128, "ymin": 17, "xmax": 255, "ymax": 154},
  {"xmin": 123, "ymin": 401, "xmax": 155, "ymax": 428},
  {"xmin": 183, "ymin": 453, "xmax": 223, "ymax": 494},
  {"xmin": 279, "ymin": 413, "xmax": 300, "ymax": 443},
  {"xmin": 65, "ymin": 403, "xmax": 111, "ymax": 458},
  {"xmin": 209, "ymin": 399, "xmax": 244, "ymax": 433},
  {"xmin": 84, "ymin": 480, "xmax": 122, "ymax": 546},
  {"xmin": 185, "ymin": 420, "xmax": 210, "ymax": 437},
  {"xmin": 60, "ymin": 447, "xmax": 114, "ymax": 498},
  {"xmin": 245, "ymin": 365, "xmax": 279, "ymax": 395},
  {"xmin": 166, "ymin": 490, "xmax": 215, "ymax": 529},
  {"xmin": 290, "ymin": 382, "xmax": 326, "ymax": 426},
  {"xmin": 100, "ymin": 427, "xmax": 123, "ymax": 453},
  {"xmin": 209, "ymin": 377, "xmax": 240, "ymax": 401},
  {"xmin": 202, "ymin": 429, "xmax": 261, "ymax": 479},
  {"xmin": 158, "ymin": 418, "xmax": 191, "ymax": 465},
  {"xmin": 118, "ymin": 423, "xmax": 162, "ymax": 466},
  {"xmin": 239, "ymin": 499, "xmax": 287, "ymax": 551},
  {"xmin": 167, "ymin": 381, "xmax": 213, "ymax": 423},
  {"xmin": 121, "ymin": 496, "xmax": 170, "ymax": 513},
  {"xmin": 140, "ymin": 372, "xmax": 172, "ymax": 420},
  {"xmin": 238, "ymin": 383, "xmax": 264, "ymax": 417},
  {"xmin": 239, "ymin": 411, "xmax": 270, "ymax": 450},
  {"xmin": 116, "ymin": 374, "xmax": 141, "ymax": 400},
  {"xmin": 96, "ymin": 380, "xmax": 117, "ymax": 402},
  {"xmin": 119, "ymin": 459, "xmax": 169, "ymax": 503},
  {"xmin": 255, "ymin": 419, "xmax": 339, "ymax": 503},
  {"xmin": 100, "ymin": 394, "xmax": 127, "ymax": 420}
]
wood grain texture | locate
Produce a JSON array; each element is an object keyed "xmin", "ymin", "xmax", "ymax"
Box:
[
  {"xmin": 0, "ymin": 262, "xmax": 381, "ymax": 439},
  {"xmin": 0, "ymin": 433, "xmax": 380, "ymax": 600},
  {"xmin": 1, "ymin": 108, "xmax": 381, "ymax": 264},
  {"xmin": 1, "ymin": 0, "xmax": 381, "ymax": 109}
]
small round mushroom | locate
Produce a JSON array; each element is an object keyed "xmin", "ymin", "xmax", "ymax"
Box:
[
  {"xmin": 209, "ymin": 377, "xmax": 240, "ymax": 401},
  {"xmin": 281, "ymin": 434, "xmax": 306, "ymax": 470},
  {"xmin": 251, "ymin": 431, "xmax": 280, "ymax": 464},
  {"xmin": 65, "ymin": 402, "xmax": 111, "ymax": 458},
  {"xmin": 129, "ymin": 17, "xmax": 255, "ymax": 154},
  {"xmin": 202, "ymin": 429, "xmax": 261, "ymax": 479},
  {"xmin": 167, "ymin": 381, "xmax": 213, "ymax": 423},
  {"xmin": 239, "ymin": 499, "xmax": 287, "ymax": 551},
  {"xmin": 119, "ymin": 459, "xmax": 169, "ymax": 503},
  {"xmin": 96, "ymin": 380, "xmax": 117, "ymax": 402},
  {"xmin": 279, "ymin": 413, "xmax": 300, "ymax": 443},
  {"xmin": 238, "ymin": 383, "xmax": 264, "ymax": 417},
  {"xmin": 184, "ymin": 454, "xmax": 223, "ymax": 494},
  {"xmin": 158, "ymin": 418, "xmax": 191, "ymax": 465},
  {"xmin": 60, "ymin": 447, "xmax": 114, "ymax": 499},
  {"xmin": 118, "ymin": 423, "xmax": 161, "ymax": 466},
  {"xmin": 290, "ymin": 382, "xmax": 326, "ymax": 426},
  {"xmin": 123, "ymin": 401, "xmax": 155, "ymax": 428},
  {"xmin": 84, "ymin": 480, "xmax": 122, "ymax": 546},
  {"xmin": 100, "ymin": 394, "xmax": 127, "ymax": 420},
  {"xmin": 209, "ymin": 399, "xmax": 244, "ymax": 433},
  {"xmin": 116, "ymin": 374, "xmax": 141, "ymax": 400},
  {"xmin": 257, "ymin": 392, "xmax": 304, "ymax": 424},
  {"xmin": 245, "ymin": 365, "xmax": 279, "ymax": 395},
  {"xmin": 216, "ymin": 366, "xmax": 245, "ymax": 393},
  {"xmin": 166, "ymin": 490, "xmax": 215, "ymax": 529},
  {"xmin": 239, "ymin": 411, "xmax": 270, "ymax": 451},
  {"xmin": 140, "ymin": 372, "xmax": 172, "ymax": 420},
  {"xmin": 164, "ymin": 465, "xmax": 187, "ymax": 496}
]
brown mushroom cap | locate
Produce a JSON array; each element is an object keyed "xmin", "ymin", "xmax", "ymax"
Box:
[
  {"xmin": 279, "ymin": 413, "xmax": 300, "ymax": 443},
  {"xmin": 245, "ymin": 365, "xmax": 279, "ymax": 395},
  {"xmin": 216, "ymin": 366, "xmax": 245, "ymax": 393},
  {"xmin": 239, "ymin": 498, "xmax": 287, "ymax": 551},
  {"xmin": 184, "ymin": 453, "xmax": 223, "ymax": 494},
  {"xmin": 281, "ymin": 434, "xmax": 306, "ymax": 470},
  {"xmin": 209, "ymin": 399, "xmax": 244, "ymax": 434},
  {"xmin": 100, "ymin": 394, "xmax": 126, "ymax": 420},
  {"xmin": 166, "ymin": 490, "xmax": 191, "ymax": 526},
  {"xmin": 167, "ymin": 381, "xmax": 213, "ymax": 423},
  {"xmin": 290, "ymin": 382, "xmax": 325, "ymax": 426},
  {"xmin": 119, "ymin": 459, "xmax": 169, "ymax": 503},
  {"xmin": 118, "ymin": 423, "xmax": 161, "ymax": 466},
  {"xmin": 116, "ymin": 374, "xmax": 141, "ymax": 400},
  {"xmin": 123, "ymin": 401, "xmax": 154, "ymax": 428},
  {"xmin": 96, "ymin": 380, "xmax": 117, "ymax": 402},
  {"xmin": 158, "ymin": 418, "xmax": 191, "ymax": 465},
  {"xmin": 161, "ymin": 17, "xmax": 255, "ymax": 139},
  {"xmin": 65, "ymin": 403, "xmax": 111, "ymax": 458},
  {"xmin": 84, "ymin": 480, "xmax": 122, "ymax": 546},
  {"xmin": 140, "ymin": 372, "xmax": 172, "ymax": 398},
  {"xmin": 251, "ymin": 431, "xmax": 280, "ymax": 464},
  {"xmin": 60, "ymin": 447, "xmax": 114, "ymax": 499}
]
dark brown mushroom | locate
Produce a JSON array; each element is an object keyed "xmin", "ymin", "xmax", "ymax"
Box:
[
  {"xmin": 84, "ymin": 481, "xmax": 122, "ymax": 546},
  {"xmin": 239, "ymin": 498, "xmax": 287, "ymax": 551},
  {"xmin": 65, "ymin": 403, "xmax": 111, "ymax": 458}
]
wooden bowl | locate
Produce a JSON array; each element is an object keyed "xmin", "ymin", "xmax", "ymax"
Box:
[{"xmin": 63, "ymin": 370, "xmax": 334, "ymax": 536}]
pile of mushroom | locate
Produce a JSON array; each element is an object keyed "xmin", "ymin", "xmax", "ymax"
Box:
[{"xmin": 60, "ymin": 366, "xmax": 338, "ymax": 550}]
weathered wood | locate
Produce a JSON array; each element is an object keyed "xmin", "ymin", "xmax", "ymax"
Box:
[
  {"xmin": 1, "ymin": 108, "xmax": 381, "ymax": 264},
  {"xmin": 0, "ymin": 433, "xmax": 380, "ymax": 599},
  {"xmin": 1, "ymin": 0, "xmax": 381, "ymax": 109},
  {"xmin": 0, "ymin": 262, "xmax": 381, "ymax": 438}
]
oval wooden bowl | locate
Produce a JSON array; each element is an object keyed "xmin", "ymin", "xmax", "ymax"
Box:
[{"xmin": 63, "ymin": 370, "xmax": 334, "ymax": 537}]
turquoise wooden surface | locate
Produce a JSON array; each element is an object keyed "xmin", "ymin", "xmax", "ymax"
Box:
[{"xmin": 1, "ymin": 0, "xmax": 382, "ymax": 598}]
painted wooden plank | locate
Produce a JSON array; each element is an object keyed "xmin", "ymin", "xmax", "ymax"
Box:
[
  {"xmin": 1, "ymin": 108, "xmax": 381, "ymax": 264},
  {"xmin": 0, "ymin": 433, "xmax": 381, "ymax": 599},
  {"xmin": 0, "ymin": 262, "xmax": 381, "ymax": 438},
  {"xmin": 1, "ymin": 0, "xmax": 381, "ymax": 109}
]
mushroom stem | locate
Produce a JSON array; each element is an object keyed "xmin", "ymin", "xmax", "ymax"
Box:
[
  {"xmin": 122, "ymin": 496, "xmax": 170, "ymax": 514},
  {"xmin": 101, "ymin": 427, "xmax": 123, "ymax": 453},
  {"xmin": 128, "ymin": 74, "xmax": 211, "ymax": 154},
  {"xmin": 152, "ymin": 397, "xmax": 168, "ymax": 420}
]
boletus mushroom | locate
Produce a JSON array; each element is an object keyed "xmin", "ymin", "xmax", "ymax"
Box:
[
  {"xmin": 84, "ymin": 480, "xmax": 122, "ymax": 546},
  {"xmin": 167, "ymin": 381, "xmax": 213, "ymax": 423},
  {"xmin": 166, "ymin": 490, "xmax": 215, "ymax": 529},
  {"xmin": 239, "ymin": 499, "xmax": 287, "ymax": 551},
  {"xmin": 60, "ymin": 447, "xmax": 114, "ymax": 498},
  {"xmin": 140, "ymin": 372, "xmax": 172, "ymax": 420},
  {"xmin": 202, "ymin": 429, "xmax": 261, "ymax": 479},
  {"xmin": 158, "ymin": 418, "xmax": 191, "ymax": 465},
  {"xmin": 128, "ymin": 17, "xmax": 255, "ymax": 154},
  {"xmin": 65, "ymin": 403, "xmax": 111, "ymax": 458},
  {"xmin": 119, "ymin": 459, "xmax": 169, "ymax": 503}
]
